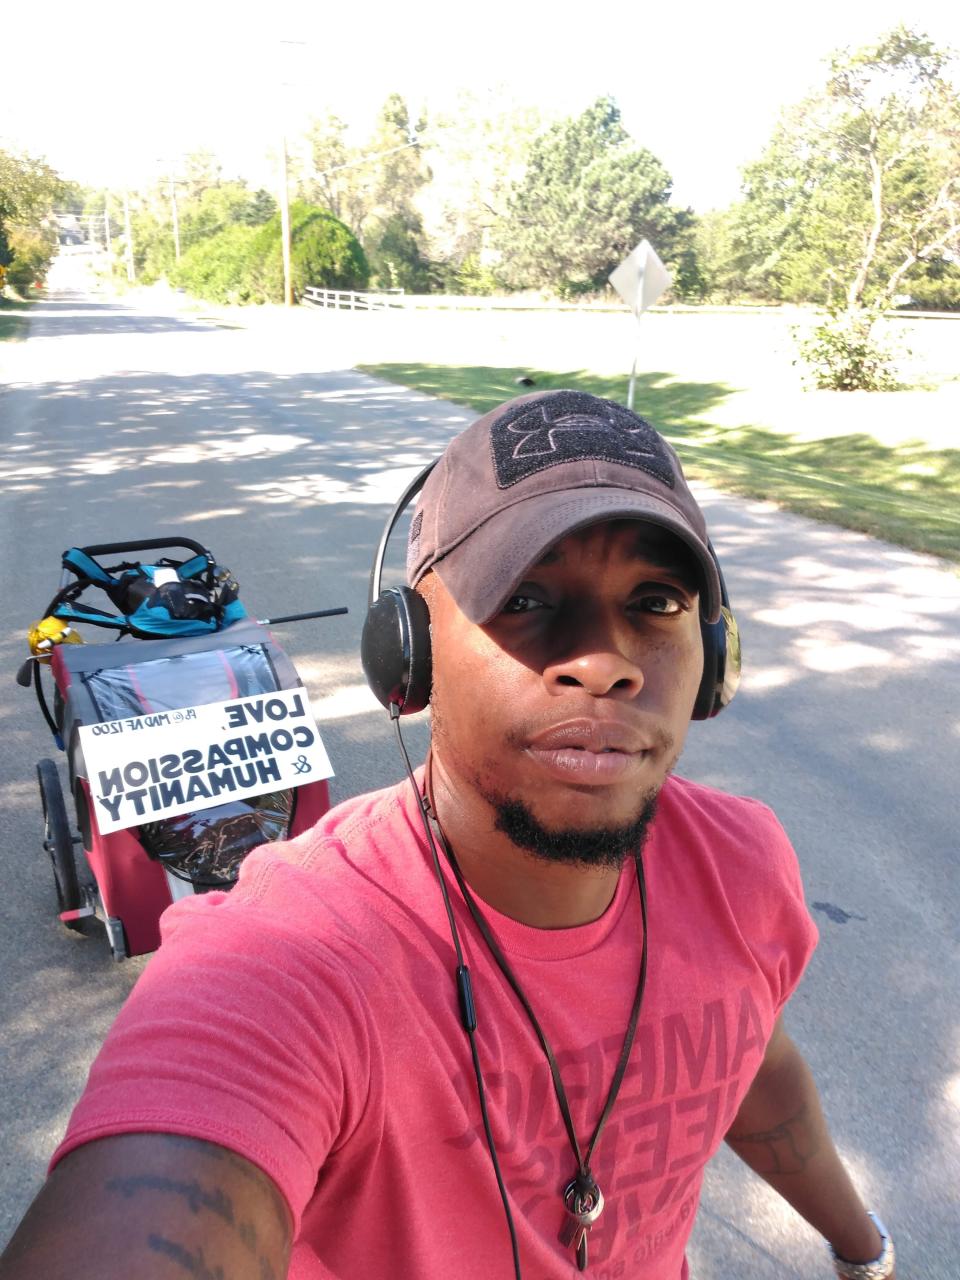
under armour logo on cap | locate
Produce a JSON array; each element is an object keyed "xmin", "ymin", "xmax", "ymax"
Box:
[{"xmin": 489, "ymin": 391, "xmax": 675, "ymax": 490}]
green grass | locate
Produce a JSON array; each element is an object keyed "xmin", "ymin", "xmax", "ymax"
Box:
[
  {"xmin": 0, "ymin": 296, "xmax": 31, "ymax": 342},
  {"xmin": 359, "ymin": 362, "xmax": 960, "ymax": 564}
]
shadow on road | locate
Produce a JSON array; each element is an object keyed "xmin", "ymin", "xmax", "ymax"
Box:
[{"xmin": 12, "ymin": 293, "xmax": 220, "ymax": 338}]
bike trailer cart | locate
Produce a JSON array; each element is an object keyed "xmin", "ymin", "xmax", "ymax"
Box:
[{"xmin": 19, "ymin": 538, "xmax": 346, "ymax": 961}]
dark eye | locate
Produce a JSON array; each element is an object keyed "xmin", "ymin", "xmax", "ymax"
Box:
[
  {"xmin": 501, "ymin": 594, "xmax": 546, "ymax": 615},
  {"xmin": 637, "ymin": 593, "xmax": 684, "ymax": 616}
]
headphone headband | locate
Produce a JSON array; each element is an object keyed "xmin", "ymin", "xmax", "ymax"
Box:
[{"xmin": 367, "ymin": 462, "xmax": 437, "ymax": 609}]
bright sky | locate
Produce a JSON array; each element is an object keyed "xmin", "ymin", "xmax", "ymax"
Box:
[{"xmin": 4, "ymin": 0, "xmax": 959, "ymax": 211}]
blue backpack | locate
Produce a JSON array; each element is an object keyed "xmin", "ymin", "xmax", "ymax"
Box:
[{"xmin": 47, "ymin": 541, "xmax": 248, "ymax": 639}]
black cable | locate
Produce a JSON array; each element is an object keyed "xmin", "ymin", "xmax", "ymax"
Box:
[
  {"xmin": 436, "ymin": 821, "xmax": 649, "ymax": 1186},
  {"xmin": 391, "ymin": 711, "xmax": 522, "ymax": 1280}
]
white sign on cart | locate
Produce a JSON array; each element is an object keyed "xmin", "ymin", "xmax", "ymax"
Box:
[{"xmin": 78, "ymin": 687, "xmax": 334, "ymax": 834}]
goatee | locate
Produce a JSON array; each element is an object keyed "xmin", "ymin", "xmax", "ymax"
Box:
[{"xmin": 489, "ymin": 790, "xmax": 661, "ymax": 870}]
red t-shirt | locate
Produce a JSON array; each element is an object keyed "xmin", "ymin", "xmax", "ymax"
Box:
[{"xmin": 50, "ymin": 773, "xmax": 817, "ymax": 1279}]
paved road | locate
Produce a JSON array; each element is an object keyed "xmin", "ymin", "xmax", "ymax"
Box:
[{"xmin": 1, "ymin": 282, "xmax": 958, "ymax": 1278}]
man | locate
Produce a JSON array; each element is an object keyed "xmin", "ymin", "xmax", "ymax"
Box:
[{"xmin": 0, "ymin": 391, "xmax": 894, "ymax": 1279}]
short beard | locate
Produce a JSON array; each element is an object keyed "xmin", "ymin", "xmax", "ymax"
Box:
[{"xmin": 487, "ymin": 788, "xmax": 661, "ymax": 871}]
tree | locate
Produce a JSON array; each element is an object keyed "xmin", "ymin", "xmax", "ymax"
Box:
[
  {"xmin": 246, "ymin": 201, "xmax": 369, "ymax": 303},
  {"xmin": 180, "ymin": 149, "xmax": 223, "ymax": 200},
  {"xmin": 242, "ymin": 190, "xmax": 278, "ymax": 226},
  {"xmin": 4, "ymin": 226, "xmax": 58, "ymax": 293},
  {"xmin": 691, "ymin": 208, "xmax": 750, "ymax": 303},
  {"xmin": 731, "ymin": 27, "xmax": 960, "ymax": 311},
  {"xmin": 492, "ymin": 98, "xmax": 695, "ymax": 297},
  {"xmin": 181, "ymin": 182, "xmax": 273, "ymax": 243},
  {"xmin": 296, "ymin": 97, "xmax": 433, "ymax": 290},
  {"xmin": 300, "ymin": 114, "xmax": 366, "ymax": 232},
  {"xmin": 124, "ymin": 180, "xmax": 276, "ymax": 284},
  {"xmin": 364, "ymin": 95, "xmax": 431, "ymax": 223},
  {"xmin": 363, "ymin": 213, "xmax": 433, "ymax": 292},
  {"xmin": 0, "ymin": 149, "xmax": 64, "ymax": 291},
  {"xmin": 360, "ymin": 95, "xmax": 433, "ymax": 291},
  {"xmin": 417, "ymin": 92, "xmax": 544, "ymax": 292},
  {"xmin": 730, "ymin": 26, "xmax": 960, "ymax": 386},
  {"xmin": 0, "ymin": 148, "xmax": 64, "ymax": 275}
]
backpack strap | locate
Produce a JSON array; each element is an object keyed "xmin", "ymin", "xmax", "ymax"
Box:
[
  {"xmin": 61, "ymin": 548, "xmax": 117, "ymax": 588},
  {"xmin": 52, "ymin": 602, "xmax": 131, "ymax": 632}
]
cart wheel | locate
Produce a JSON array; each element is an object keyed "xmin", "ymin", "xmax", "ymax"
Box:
[{"xmin": 37, "ymin": 758, "xmax": 83, "ymax": 931}]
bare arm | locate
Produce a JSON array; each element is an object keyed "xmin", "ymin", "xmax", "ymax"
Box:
[
  {"xmin": 725, "ymin": 1016, "xmax": 890, "ymax": 1270},
  {"xmin": 0, "ymin": 1132, "xmax": 292, "ymax": 1280}
]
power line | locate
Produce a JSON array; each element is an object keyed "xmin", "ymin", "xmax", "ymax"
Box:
[{"xmin": 315, "ymin": 139, "xmax": 420, "ymax": 179}]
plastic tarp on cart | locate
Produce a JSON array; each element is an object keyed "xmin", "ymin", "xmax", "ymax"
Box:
[{"xmin": 52, "ymin": 620, "xmax": 309, "ymax": 891}]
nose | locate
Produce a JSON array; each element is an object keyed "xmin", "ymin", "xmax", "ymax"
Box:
[{"xmin": 542, "ymin": 609, "xmax": 645, "ymax": 700}]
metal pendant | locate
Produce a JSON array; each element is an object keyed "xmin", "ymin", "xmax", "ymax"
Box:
[{"xmin": 558, "ymin": 1173, "xmax": 605, "ymax": 1271}]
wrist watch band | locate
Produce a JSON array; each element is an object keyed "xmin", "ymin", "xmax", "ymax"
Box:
[{"xmin": 828, "ymin": 1212, "xmax": 895, "ymax": 1280}]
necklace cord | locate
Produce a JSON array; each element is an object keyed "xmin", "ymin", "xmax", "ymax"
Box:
[{"xmin": 392, "ymin": 715, "xmax": 522, "ymax": 1280}]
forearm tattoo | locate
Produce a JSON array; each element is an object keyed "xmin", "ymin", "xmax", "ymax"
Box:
[{"xmin": 726, "ymin": 1102, "xmax": 821, "ymax": 1175}]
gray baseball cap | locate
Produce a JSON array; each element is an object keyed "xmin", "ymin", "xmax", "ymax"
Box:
[{"xmin": 406, "ymin": 389, "xmax": 721, "ymax": 624}]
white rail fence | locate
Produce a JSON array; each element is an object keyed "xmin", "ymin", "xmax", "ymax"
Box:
[
  {"xmin": 301, "ymin": 287, "xmax": 404, "ymax": 311},
  {"xmin": 301, "ymin": 288, "xmax": 651, "ymax": 314},
  {"xmin": 300, "ymin": 286, "xmax": 960, "ymax": 321}
]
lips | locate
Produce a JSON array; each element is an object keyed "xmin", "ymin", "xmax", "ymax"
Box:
[
  {"xmin": 525, "ymin": 719, "xmax": 653, "ymax": 786},
  {"xmin": 527, "ymin": 719, "xmax": 651, "ymax": 754}
]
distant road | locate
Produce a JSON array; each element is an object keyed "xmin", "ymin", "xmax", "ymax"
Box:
[{"xmin": 1, "ymin": 279, "xmax": 958, "ymax": 1278}]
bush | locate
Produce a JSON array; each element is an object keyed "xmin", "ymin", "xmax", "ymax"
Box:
[
  {"xmin": 249, "ymin": 202, "xmax": 369, "ymax": 302},
  {"xmin": 5, "ymin": 226, "xmax": 57, "ymax": 293},
  {"xmin": 896, "ymin": 256, "xmax": 960, "ymax": 311},
  {"xmin": 169, "ymin": 203, "xmax": 368, "ymax": 305},
  {"xmin": 451, "ymin": 254, "xmax": 500, "ymax": 296},
  {"xmin": 127, "ymin": 185, "xmax": 279, "ymax": 287},
  {"xmin": 794, "ymin": 308, "xmax": 903, "ymax": 391},
  {"xmin": 170, "ymin": 223, "xmax": 260, "ymax": 303}
]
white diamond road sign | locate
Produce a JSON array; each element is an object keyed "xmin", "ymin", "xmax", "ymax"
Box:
[{"xmin": 609, "ymin": 240, "xmax": 671, "ymax": 316}]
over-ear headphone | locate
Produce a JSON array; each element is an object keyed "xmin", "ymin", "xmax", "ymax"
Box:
[{"xmin": 361, "ymin": 462, "xmax": 741, "ymax": 720}]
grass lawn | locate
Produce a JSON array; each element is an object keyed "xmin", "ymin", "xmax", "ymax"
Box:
[
  {"xmin": 359, "ymin": 361, "xmax": 960, "ymax": 565},
  {"xmin": 0, "ymin": 296, "xmax": 31, "ymax": 342}
]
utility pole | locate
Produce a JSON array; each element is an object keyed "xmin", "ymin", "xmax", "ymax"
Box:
[
  {"xmin": 122, "ymin": 191, "xmax": 135, "ymax": 283},
  {"xmin": 279, "ymin": 138, "xmax": 293, "ymax": 306},
  {"xmin": 170, "ymin": 180, "xmax": 181, "ymax": 262},
  {"xmin": 156, "ymin": 161, "xmax": 184, "ymax": 263},
  {"xmin": 277, "ymin": 38, "xmax": 305, "ymax": 309},
  {"xmin": 103, "ymin": 199, "xmax": 112, "ymax": 257}
]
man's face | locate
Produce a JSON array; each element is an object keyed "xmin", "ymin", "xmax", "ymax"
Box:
[{"xmin": 426, "ymin": 519, "xmax": 704, "ymax": 857}]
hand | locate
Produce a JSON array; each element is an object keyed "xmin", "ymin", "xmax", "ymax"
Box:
[{"xmin": 827, "ymin": 1212, "xmax": 890, "ymax": 1275}]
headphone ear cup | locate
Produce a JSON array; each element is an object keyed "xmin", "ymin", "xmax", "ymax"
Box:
[
  {"xmin": 693, "ymin": 607, "xmax": 741, "ymax": 720},
  {"xmin": 693, "ymin": 615, "xmax": 723, "ymax": 720},
  {"xmin": 361, "ymin": 586, "xmax": 432, "ymax": 714}
]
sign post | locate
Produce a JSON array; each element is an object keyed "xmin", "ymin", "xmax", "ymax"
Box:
[{"xmin": 608, "ymin": 240, "xmax": 671, "ymax": 411}]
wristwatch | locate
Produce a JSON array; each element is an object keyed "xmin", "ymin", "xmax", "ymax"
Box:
[{"xmin": 828, "ymin": 1212, "xmax": 895, "ymax": 1279}]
